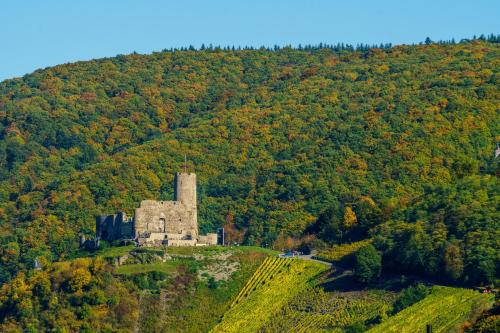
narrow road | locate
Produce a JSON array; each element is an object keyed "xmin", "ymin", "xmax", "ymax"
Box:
[
  {"xmin": 278, "ymin": 252, "xmax": 334, "ymax": 267},
  {"xmin": 297, "ymin": 254, "xmax": 334, "ymax": 267}
]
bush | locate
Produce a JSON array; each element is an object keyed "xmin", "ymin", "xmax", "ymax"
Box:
[
  {"xmin": 354, "ymin": 244, "xmax": 381, "ymax": 284},
  {"xmin": 392, "ymin": 283, "xmax": 430, "ymax": 314},
  {"xmin": 128, "ymin": 271, "xmax": 168, "ymax": 291},
  {"xmin": 345, "ymin": 321, "xmax": 367, "ymax": 333},
  {"xmin": 207, "ymin": 276, "xmax": 218, "ymax": 289}
]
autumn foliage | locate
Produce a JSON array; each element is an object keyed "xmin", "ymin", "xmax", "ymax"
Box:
[{"xmin": 0, "ymin": 39, "xmax": 498, "ymax": 288}]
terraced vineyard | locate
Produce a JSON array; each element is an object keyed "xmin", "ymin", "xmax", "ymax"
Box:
[
  {"xmin": 230, "ymin": 256, "xmax": 290, "ymax": 307},
  {"xmin": 210, "ymin": 257, "xmax": 329, "ymax": 333},
  {"xmin": 261, "ymin": 288, "xmax": 394, "ymax": 333},
  {"xmin": 367, "ymin": 286, "xmax": 494, "ymax": 333},
  {"xmin": 315, "ymin": 239, "xmax": 371, "ymax": 265}
]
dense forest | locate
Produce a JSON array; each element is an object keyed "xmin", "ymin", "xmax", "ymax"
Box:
[{"xmin": 0, "ymin": 37, "xmax": 498, "ymax": 290}]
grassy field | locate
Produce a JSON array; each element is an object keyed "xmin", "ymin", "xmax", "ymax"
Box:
[
  {"xmin": 367, "ymin": 286, "xmax": 494, "ymax": 333},
  {"xmin": 115, "ymin": 259, "xmax": 190, "ymax": 275},
  {"xmin": 210, "ymin": 258, "xmax": 329, "ymax": 333}
]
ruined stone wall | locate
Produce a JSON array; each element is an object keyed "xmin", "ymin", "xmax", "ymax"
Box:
[
  {"xmin": 134, "ymin": 200, "xmax": 198, "ymax": 239},
  {"xmin": 168, "ymin": 239, "xmax": 197, "ymax": 246},
  {"xmin": 96, "ymin": 215, "xmax": 112, "ymax": 240},
  {"xmin": 96, "ymin": 172, "xmax": 203, "ymax": 246},
  {"xmin": 198, "ymin": 233, "xmax": 218, "ymax": 245},
  {"xmin": 96, "ymin": 212, "xmax": 134, "ymax": 241},
  {"xmin": 120, "ymin": 219, "xmax": 134, "ymax": 239}
]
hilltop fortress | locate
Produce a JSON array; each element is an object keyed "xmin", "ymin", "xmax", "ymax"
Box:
[{"xmin": 95, "ymin": 172, "xmax": 218, "ymax": 246}]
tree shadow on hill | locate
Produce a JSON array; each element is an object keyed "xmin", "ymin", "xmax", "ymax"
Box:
[
  {"xmin": 321, "ymin": 269, "xmax": 440, "ymax": 294},
  {"xmin": 319, "ymin": 267, "xmax": 364, "ymax": 292}
]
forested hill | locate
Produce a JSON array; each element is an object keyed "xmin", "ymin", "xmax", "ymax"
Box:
[{"xmin": 0, "ymin": 40, "xmax": 498, "ymax": 284}]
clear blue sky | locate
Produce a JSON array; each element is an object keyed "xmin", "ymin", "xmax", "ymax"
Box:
[{"xmin": 1, "ymin": 0, "xmax": 499, "ymax": 81}]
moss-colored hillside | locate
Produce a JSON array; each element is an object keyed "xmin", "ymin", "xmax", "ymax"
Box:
[{"xmin": 0, "ymin": 39, "xmax": 499, "ymax": 293}]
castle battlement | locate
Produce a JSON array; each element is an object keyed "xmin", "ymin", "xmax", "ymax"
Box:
[{"xmin": 95, "ymin": 172, "xmax": 218, "ymax": 247}]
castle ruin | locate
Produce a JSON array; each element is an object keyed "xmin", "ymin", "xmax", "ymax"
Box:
[{"xmin": 96, "ymin": 172, "xmax": 218, "ymax": 246}]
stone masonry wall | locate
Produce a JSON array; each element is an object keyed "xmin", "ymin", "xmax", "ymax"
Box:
[{"xmin": 134, "ymin": 200, "xmax": 198, "ymax": 239}]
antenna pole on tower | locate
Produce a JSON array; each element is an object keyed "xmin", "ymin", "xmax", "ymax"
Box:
[{"xmin": 184, "ymin": 154, "xmax": 187, "ymax": 173}]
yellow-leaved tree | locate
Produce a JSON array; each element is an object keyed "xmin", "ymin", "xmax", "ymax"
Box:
[{"xmin": 343, "ymin": 207, "xmax": 357, "ymax": 230}]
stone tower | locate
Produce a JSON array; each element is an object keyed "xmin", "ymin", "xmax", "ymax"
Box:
[
  {"xmin": 96, "ymin": 171, "xmax": 219, "ymax": 246},
  {"xmin": 174, "ymin": 173, "xmax": 197, "ymax": 209}
]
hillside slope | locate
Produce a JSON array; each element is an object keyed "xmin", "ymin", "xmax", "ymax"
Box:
[
  {"xmin": 0, "ymin": 246, "xmax": 273, "ymax": 332},
  {"xmin": 367, "ymin": 286, "xmax": 494, "ymax": 333},
  {"xmin": 0, "ymin": 40, "xmax": 499, "ymax": 285},
  {"xmin": 212, "ymin": 257, "xmax": 493, "ymax": 333},
  {"xmin": 211, "ymin": 257, "xmax": 328, "ymax": 333}
]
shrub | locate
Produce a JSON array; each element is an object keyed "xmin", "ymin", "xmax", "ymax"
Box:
[
  {"xmin": 392, "ymin": 283, "xmax": 430, "ymax": 314},
  {"xmin": 345, "ymin": 321, "xmax": 367, "ymax": 333},
  {"xmin": 354, "ymin": 244, "xmax": 381, "ymax": 284},
  {"xmin": 207, "ymin": 276, "xmax": 218, "ymax": 289}
]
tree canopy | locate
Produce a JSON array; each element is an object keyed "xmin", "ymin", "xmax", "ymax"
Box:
[{"xmin": 0, "ymin": 38, "xmax": 498, "ymax": 285}]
